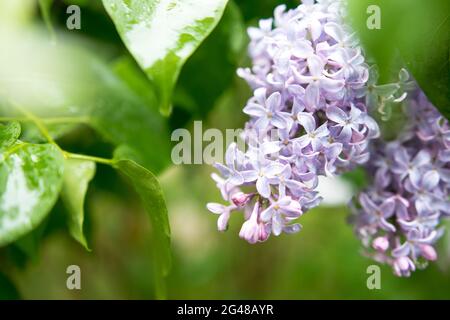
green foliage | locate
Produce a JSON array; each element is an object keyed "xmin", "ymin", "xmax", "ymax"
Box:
[
  {"xmin": 0, "ymin": 143, "xmax": 64, "ymax": 246},
  {"xmin": 0, "ymin": 0, "xmax": 243, "ymax": 297},
  {"xmin": 38, "ymin": 0, "xmax": 55, "ymax": 39},
  {"xmin": 174, "ymin": 1, "xmax": 246, "ymax": 121},
  {"xmin": 114, "ymin": 158, "xmax": 171, "ymax": 299},
  {"xmin": 113, "ymin": 56, "xmax": 159, "ymax": 111},
  {"xmin": 0, "ymin": 23, "xmax": 174, "ymax": 296},
  {"xmin": 0, "ymin": 271, "xmax": 20, "ymax": 299},
  {"xmin": 0, "ymin": 29, "xmax": 171, "ymax": 173},
  {"xmin": 103, "ymin": 0, "xmax": 230, "ymax": 116},
  {"xmin": 88, "ymin": 62, "xmax": 172, "ymax": 172},
  {"xmin": 348, "ymin": 0, "xmax": 450, "ymax": 119},
  {"xmin": 0, "ymin": 122, "xmax": 21, "ymax": 149},
  {"xmin": 341, "ymin": 167, "xmax": 369, "ymax": 191},
  {"xmin": 236, "ymin": 0, "xmax": 298, "ymax": 22},
  {"xmin": 61, "ymin": 159, "xmax": 96, "ymax": 251}
]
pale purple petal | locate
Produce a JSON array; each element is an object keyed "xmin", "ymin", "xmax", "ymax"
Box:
[
  {"xmin": 297, "ymin": 112, "xmax": 316, "ymax": 133},
  {"xmin": 243, "ymin": 103, "xmax": 267, "ymax": 117},
  {"xmin": 207, "ymin": 203, "xmax": 225, "ymax": 214},
  {"xmin": 304, "ymin": 82, "xmax": 320, "ymax": 110},
  {"xmin": 256, "ymin": 176, "xmax": 271, "ymax": 198},
  {"xmin": 326, "ymin": 106, "xmax": 347, "ymax": 124},
  {"xmin": 307, "ymin": 55, "xmax": 324, "ymax": 77},
  {"xmin": 266, "ymin": 92, "xmax": 281, "ymax": 111},
  {"xmin": 422, "ymin": 170, "xmax": 440, "ymax": 190}
]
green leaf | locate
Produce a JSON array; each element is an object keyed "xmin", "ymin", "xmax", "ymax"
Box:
[
  {"xmin": 89, "ymin": 62, "xmax": 172, "ymax": 172},
  {"xmin": 0, "ymin": 143, "xmax": 64, "ymax": 246},
  {"xmin": 102, "ymin": 0, "xmax": 229, "ymax": 115},
  {"xmin": 0, "ymin": 122, "xmax": 21, "ymax": 149},
  {"xmin": 236, "ymin": 0, "xmax": 298, "ymax": 22},
  {"xmin": 347, "ymin": 0, "xmax": 450, "ymax": 119},
  {"xmin": 38, "ymin": 0, "xmax": 55, "ymax": 40},
  {"xmin": 113, "ymin": 56, "xmax": 159, "ymax": 112},
  {"xmin": 14, "ymin": 227, "xmax": 47, "ymax": 261},
  {"xmin": 173, "ymin": 1, "xmax": 246, "ymax": 121},
  {"xmin": 0, "ymin": 28, "xmax": 172, "ymax": 173},
  {"xmin": 0, "ymin": 271, "xmax": 20, "ymax": 299},
  {"xmin": 114, "ymin": 158, "xmax": 171, "ymax": 299},
  {"xmin": 61, "ymin": 159, "xmax": 96, "ymax": 251}
]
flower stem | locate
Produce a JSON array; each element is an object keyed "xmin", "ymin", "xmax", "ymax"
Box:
[
  {"xmin": 9, "ymin": 101, "xmax": 58, "ymax": 147},
  {"xmin": 1, "ymin": 141, "xmax": 28, "ymax": 159},
  {"xmin": 2, "ymin": 100, "xmax": 114, "ymax": 167},
  {"xmin": 0, "ymin": 116, "xmax": 89, "ymax": 125},
  {"xmin": 64, "ymin": 152, "xmax": 115, "ymax": 166}
]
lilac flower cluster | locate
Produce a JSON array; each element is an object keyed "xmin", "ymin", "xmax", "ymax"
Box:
[
  {"xmin": 207, "ymin": 0, "xmax": 380, "ymax": 243},
  {"xmin": 351, "ymin": 91, "xmax": 450, "ymax": 276}
]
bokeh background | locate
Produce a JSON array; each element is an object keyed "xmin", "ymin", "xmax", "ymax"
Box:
[{"xmin": 1, "ymin": 0, "xmax": 450, "ymax": 299}]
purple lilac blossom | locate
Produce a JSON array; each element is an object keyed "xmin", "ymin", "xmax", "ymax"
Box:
[
  {"xmin": 207, "ymin": 0, "xmax": 380, "ymax": 244},
  {"xmin": 351, "ymin": 91, "xmax": 450, "ymax": 277}
]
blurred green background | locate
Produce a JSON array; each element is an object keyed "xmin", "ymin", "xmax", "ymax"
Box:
[{"xmin": 0, "ymin": 0, "xmax": 449, "ymax": 299}]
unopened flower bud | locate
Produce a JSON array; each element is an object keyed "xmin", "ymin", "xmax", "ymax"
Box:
[
  {"xmin": 372, "ymin": 236, "xmax": 389, "ymax": 252},
  {"xmin": 231, "ymin": 192, "xmax": 252, "ymax": 207},
  {"xmin": 420, "ymin": 244, "xmax": 437, "ymax": 261}
]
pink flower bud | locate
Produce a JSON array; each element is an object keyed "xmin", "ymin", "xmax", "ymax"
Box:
[
  {"xmin": 420, "ymin": 244, "xmax": 437, "ymax": 261},
  {"xmin": 372, "ymin": 236, "xmax": 389, "ymax": 252},
  {"xmin": 231, "ymin": 192, "xmax": 252, "ymax": 207},
  {"xmin": 393, "ymin": 256, "xmax": 415, "ymax": 277},
  {"xmin": 397, "ymin": 257, "xmax": 410, "ymax": 271},
  {"xmin": 239, "ymin": 202, "xmax": 270, "ymax": 244}
]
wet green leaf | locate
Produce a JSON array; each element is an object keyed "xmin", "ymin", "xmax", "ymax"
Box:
[
  {"xmin": 102, "ymin": 0, "xmax": 229, "ymax": 115},
  {"xmin": 114, "ymin": 157, "xmax": 171, "ymax": 299},
  {"xmin": 61, "ymin": 159, "xmax": 96, "ymax": 251},
  {"xmin": 0, "ymin": 122, "xmax": 21, "ymax": 149},
  {"xmin": 174, "ymin": 1, "xmax": 246, "ymax": 121},
  {"xmin": 0, "ymin": 143, "xmax": 64, "ymax": 246}
]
